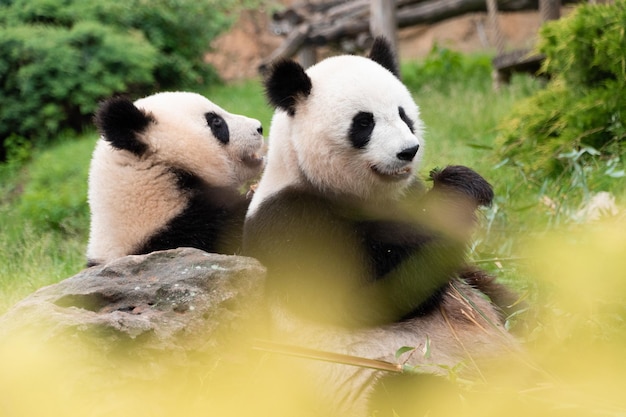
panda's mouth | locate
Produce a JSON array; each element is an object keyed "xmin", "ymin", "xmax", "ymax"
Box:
[
  {"xmin": 241, "ymin": 152, "xmax": 265, "ymax": 168},
  {"xmin": 370, "ymin": 164, "xmax": 412, "ymax": 181}
]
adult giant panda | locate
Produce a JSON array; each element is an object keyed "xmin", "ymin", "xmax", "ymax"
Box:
[
  {"xmin": 244, "ymin": 38, "xmax": 519, "ymax": 416},
  {"xmin": 87, "ymin": 92, "xmax": 265, "ymax": 267}
]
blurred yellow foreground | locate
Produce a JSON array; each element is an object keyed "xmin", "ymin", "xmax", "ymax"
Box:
[{"xmin": 1, "ymin": 218, "xmax": 625, "ymax": 417}]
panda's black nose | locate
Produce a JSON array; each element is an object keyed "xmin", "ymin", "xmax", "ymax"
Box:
[
  {"xmin": 397, "ymin": 144, "xmax": 419, "ymax": 161},
  {"xmin": 257, "ymin": 125, "xmax": 263, "ymax": 135}
]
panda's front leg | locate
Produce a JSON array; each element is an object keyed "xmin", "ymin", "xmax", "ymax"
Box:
[
  {"xmin": 418, "ymin": 165, "xmax": 494, "ymax": 242},
  {"xmin": 429, "ymin": 165, "xmax": 494, "ymax": 207},
  {"xmin": 351, "ymin": 166, "xmax": 494, "ymax": 325},
  {"xmin": 352, "ymin": 225, "xmax": 468, "ymax": 325}
]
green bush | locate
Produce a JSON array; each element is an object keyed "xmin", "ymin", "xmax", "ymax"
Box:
[
  {"xmin": 0, "ymin": 0, "xmax": 235, "ymax": 89},
  {"xmin": 402, "ymin": 45, "xmax": 493, "ymax": 93},
  {"xmin": 0, "ymin": 0, "xmax": 244, "ymax": 160},
  {"xmin": 540, "ymin": 1, "xmax": 626, "ymax": 89},
  {"xmin": 0, "ymin": 23, "xmax": 157, "ymax": 154},
  {"xmin": 496, "ymin": 1, "xmax": 626, "ymax": 187}
]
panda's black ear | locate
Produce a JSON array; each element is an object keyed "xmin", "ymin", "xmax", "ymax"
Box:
[
  {"xmin": 94, "ymin": 96, "xmax": 152, "ymax": 155},
  {"xmin": 368, "ymin": 36, "xmax": 400, "ymax": 78},
  {"xmin": 264, "ymin": 59, "xmax": 312, "ymax": 116}
]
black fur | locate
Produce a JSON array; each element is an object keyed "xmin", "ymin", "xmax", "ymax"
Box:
[
  {"xmin": 265, "ymin": 59, "xmax": 312, "ymax": 116},
  {"xmin": 430, "ymin": 165, "xmax": 494, "ymax": 207},
  {"xmin": 349, "ymin": 111, "xmax": 375, "ymax": 149},
  {"xmin": 205, "ymin": 112, "xmax": 229, "ymax": 144},
  {"xmin": 459, "ymin": 264, "xmax": 521, "ymax": 317},
  {"xmin": 243, "ymin": 167, "xmax": 492, "ymax": 327},
  {"xmin": 368, "ymin": 36, "xmax": 400, "ymax": 78},
  {"xmin": 398, "ymin": 106, "xmax": 415, "ymax": 133},
  {"xmin": 135, "ymin": 169, "xmax": 250, "ymax": 257},
  {"xmin": 94, "ymin": 96, "xmax": 152, "ymax": 155}
]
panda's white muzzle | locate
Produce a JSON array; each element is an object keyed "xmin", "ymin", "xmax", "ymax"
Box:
[
  {"xmin": 370, "ymin": 143, "xmax": 419, "ymax": 181},
  {"xmin": 241, "ymin": 151, "xmax": 265, "ymax": 168},
  {"xmin": 370, "ymin": 164, "xmax": 413, "ymax": 181}
]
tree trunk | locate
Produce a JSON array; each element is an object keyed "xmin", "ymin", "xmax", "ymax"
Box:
[
  {"xmin": 539, "ymin": 0, "xmax": 561, "ymax": 20},
  {"xmin": 370, "ymin": 0, "xmax": 398, "ymax": 53}
]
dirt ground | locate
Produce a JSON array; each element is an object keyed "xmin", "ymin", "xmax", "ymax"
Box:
[{"xmin": 205, "ymin": 5, "xmax": 572, "ymax": 82}]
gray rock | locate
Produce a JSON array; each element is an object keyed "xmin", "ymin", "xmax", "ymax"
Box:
[
  {"xmin": 0, "ymin": 248, "xmax": 274, "ymax": 417},
  {"xmin": 0, "ymin": 247, "xmax": 267, "ymax": 357}
]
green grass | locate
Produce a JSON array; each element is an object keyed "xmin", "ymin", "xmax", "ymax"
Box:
[
  {"xmin": 0, "ymin": 134, "xmax": 95, "ymax": 312},
  {"xmin": 416, "ymin": 75, "xmax": 541, "ymax": 170}
]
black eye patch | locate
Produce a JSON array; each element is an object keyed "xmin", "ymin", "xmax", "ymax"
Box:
[
  {"xmin": 398, "ymin": 107, "xmax": 415, "ymax": 133},
  {"xmin": 205, "ymin": 112, "xmax": 230, "ymax": 144},
  {"xmin": 349, "ymin": 111, "xmax": 375, "ymax": 149}
]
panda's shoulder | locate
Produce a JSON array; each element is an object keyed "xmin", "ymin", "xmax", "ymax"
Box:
[
  {"xmin": 250, "ymin": 187, "xmax": 336, "ymax": 218},
  {"xmin": 245, "ymin": 187, "xmax": 364, "ymax": 248}
]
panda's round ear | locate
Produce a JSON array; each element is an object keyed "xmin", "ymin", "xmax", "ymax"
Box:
[
  {"xmin": 368, "ymin": 36, "xmax": 400, "ymax": 78},
  {"xmin": 264, "ymin": 59, "xmax": 312, "ymax": 116},
  {"xmin": 94, "ymin": 96, "xmax": 152, "ymax": 155}
]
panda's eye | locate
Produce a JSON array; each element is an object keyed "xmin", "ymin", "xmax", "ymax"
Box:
[
  {"xmin": 349, "ymin": 111, "xmax": 375, "ymax": 149},
  {"xmin": 398, "ymin": 107, "xmax": 415, "ymax": 133},
  {"xmin": 358, "ymin": 117, "xmax": 373, "ymax": 128},
  {"xmin": 205, "ymin": 112, "xmax": 230, "ymax": 144},
  {"xmin": 355, "ymin": 112, "xmax": 374, "ymax": 127}
]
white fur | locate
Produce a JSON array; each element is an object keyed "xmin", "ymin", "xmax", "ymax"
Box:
[
  {"xmin": 87, "ymin": 92, "xmax": 264, "ymax": 265},
  {"xmin": 248, "ymin": 55, "xmax": 424, "ymax": 216}
]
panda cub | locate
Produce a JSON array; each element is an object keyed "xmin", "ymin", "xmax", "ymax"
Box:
[
  {"xmin": 87, "ymin": 92, "xmax": 265, "ymax": 267},
  {"xmin": 245, "ymin": 38, "xmax": 503, "ymax": 326},
  {"xmin": 244, "ymin": 38, "xmax": 517, "ymax": 415}
]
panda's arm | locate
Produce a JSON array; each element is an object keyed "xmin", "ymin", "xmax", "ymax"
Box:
[
  {"xmin": 349, "ymin": 165, "xmax": 494, "ymax": 325},
  {"xmin": 400, "ymin": 165, "xmax": 493, "ymax": 232},
  {"xmin": 350, "ymin": 220, "xmax": 466, "ymax": 325}
]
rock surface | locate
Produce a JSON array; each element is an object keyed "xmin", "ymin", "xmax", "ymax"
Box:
[
  {"xmin": 0, "ymin": 247, "xmax": 266, "ymax": 356},
  {"xmin": 0, "ymin": 248, "xmax": 271, "ymax": 417}
]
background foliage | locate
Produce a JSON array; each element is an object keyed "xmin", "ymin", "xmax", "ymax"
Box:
[
  {"xmin": 496, "ymin": 0, "xmax": 626, "ymax": 197},
  {"xmin": 0, "ymin": 0, "xmax": 246, "ymax": 160},
  {"xmin": 402, "ymin": 44, "xmax": 493, "ymax": 93}
]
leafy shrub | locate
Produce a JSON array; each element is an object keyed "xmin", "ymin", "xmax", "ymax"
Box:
[
  {"xmin": 496, "ymin": 1, "xmax": 626, "ymax": 187},
  {"xmin": 0, "ymin": 0, "xmax": 243, "ymax": 160},
  {"xmin": 0, "ymin": 23, "xmax": 157, "ymax": 157},
  {"xmin": 402, "ymin": 45, "xmax": 493, "ymax": 93}
]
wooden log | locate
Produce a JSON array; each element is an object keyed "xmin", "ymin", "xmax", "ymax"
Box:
[
  {"xmin": 303, "ymin": 0, "xmax": 550, "ymax": 44},
  {"xmin": 258, "ymin": 23, "xmax": 311, "ymax": 74},
  {"xmin": 396, "ymin": 0, "xmax": 545, "ymax": 27},
  {"xmin": 486, "ymin": 0, "xmax": 505, "ymax": 54},
  {"xmin": 370, "ymin": 0, "xmax": 398, "ymax": 53},
  {"xmin": 261, "ymin": 0, "xmax": 581, "ymax": 73},
  {"xmin": 539, "ymin": 0, "xmax": 561, "ymax": 20},
  {"xmin": 492, "ymin": 48, "xmax": 545, "ymax": 86},
  {"xmin": 298, "ymin": 45, "xmax": 318, "ymax": 69}
]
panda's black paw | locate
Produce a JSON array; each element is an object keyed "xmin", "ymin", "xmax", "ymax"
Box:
[{"xmin": 429, "ymin": 165, "xmax": 494, "ymax": 207}]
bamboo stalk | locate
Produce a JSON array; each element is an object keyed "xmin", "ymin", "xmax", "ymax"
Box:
[{"xmin": 253, "ymin": 339, "xmax": 404, "ymax": 373}]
